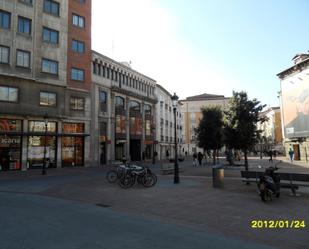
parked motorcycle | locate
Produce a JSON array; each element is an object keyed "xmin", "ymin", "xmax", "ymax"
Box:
[{"xmin": 258, "ymin": 165, "xmax": 280, "ymax": 202}]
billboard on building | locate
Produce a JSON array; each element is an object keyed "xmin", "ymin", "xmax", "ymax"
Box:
[{"xmin": 281, "ymin": 68, "xmax": 309, "ymax": 138}]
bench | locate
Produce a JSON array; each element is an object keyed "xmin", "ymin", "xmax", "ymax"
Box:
[
  {"xmin": 241, "ymin": 170, "xmax": 309, "ymax": 195},
  {"xmin": 161, "ymin": 163, "xmax": 184, "ymax": 175}
]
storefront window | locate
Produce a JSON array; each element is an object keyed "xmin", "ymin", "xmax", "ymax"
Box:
[
  {"xmin": 115, "ymin": 115, "xmax": 126, "ymax": 134},
  {"xmin": 145, "ymin": 120, "xmax": 151, "ymax": 136},
  {"xmin": 27, "ymin": 121, "xmax": 57, "ymax": 168},
  {"xmin": 130, "ymin": 117, "xmax": 142, "ymax": 135},
  {"xmin": 0, "ymin": 119, "xmax": 22, "ymax": 171},
  {"xmin": 62, "ymin": 123, "xmax": 84, "ymax": 166}
]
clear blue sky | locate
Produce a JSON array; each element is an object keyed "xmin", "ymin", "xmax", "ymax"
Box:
[{"xmin": 92, "ymin": 0, "xmax": 309, "ymax": 107}]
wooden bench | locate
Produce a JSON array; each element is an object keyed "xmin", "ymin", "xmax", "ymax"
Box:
[
  {"xmin": 241, "ymin": 170, "xmax": 309, "ymax": 195},
  {"xmin": 161, "ymin": 163, "xmax": 184, "ymax": 175}
]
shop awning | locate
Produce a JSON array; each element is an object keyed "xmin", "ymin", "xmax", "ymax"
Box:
[{"xmin": 0, "ymin": 131, "xmax": 90, "ymax": 137}]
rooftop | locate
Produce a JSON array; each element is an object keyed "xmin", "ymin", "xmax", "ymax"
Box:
[{"xmin": 184, "ymin": 93, "xmax": 227, "ymax": 101}]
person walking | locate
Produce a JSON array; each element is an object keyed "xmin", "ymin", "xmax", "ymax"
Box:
[
  {"xmin": 288, "ymin": 148, "xmax": 294, "ymax": 162},
  {"xmin": 197, "ymin": 152, "xmax": 203, "ymax": 166},
  {"xmin": 192, "ymin": 152, "xmax": 197, "ymax": 167},
  {"xmin": 268, "ymin": 149, "xmax": 273, "ymax": 163}
]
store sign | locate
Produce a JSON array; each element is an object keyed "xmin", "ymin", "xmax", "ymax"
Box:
[{"xmin": 0, "ymin": 137, "xmax": 20, "ymax": 145}]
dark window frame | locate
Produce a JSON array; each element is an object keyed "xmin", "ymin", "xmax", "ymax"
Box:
[
  {"xmin": 99, "ymin": 90, "xmax": 107, "ymax": 112},
  {"xmin": 41, "ymin": 58, "xmax": 59, "ymax": 75},
  {"xmin": 0, "ymin": 85, "xmax": 18, "ymax": 103},
  {"xmin": 0, "ymin": 45, "xmax": 10, "ymax": 64},
  {"xmin": 39, "ymin": 91, "xmax": 57, "ymax": 107},
  {"xmin": 0, "ymin": 9, "xmax": 11, "ymax": 29},
  {"xmin": 42, "ymin": 26, "xmax": 59, "ymax": 44},
  {"xmin": 18, "ymin": 16, "xmax": 32, "ymax": 35},
  {"xmin": 71, "ymin": 68, "xmax": 85, "ymax": 82},
  {"xmin": 72, "ymin": 13, "xmax": 85, "ymax": 28},
  {"xmin": 70, "ymin": 96, "xmax": 85, "ymax": 110},
  {"xmin": 43, "ymin": 0, "xmax": 60, "ymax": 17},
  {"xmin": 16, "ymin": 49, "xmax": 31, "ymax": 68},
  {"xmin": 72, "ymin": 39, "xmax": 85, "ymax": 53}
]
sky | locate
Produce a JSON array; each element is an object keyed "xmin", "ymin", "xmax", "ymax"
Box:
[{"xmin": 92, "ymin": 0, "xmax": 309, "ymax": 107}]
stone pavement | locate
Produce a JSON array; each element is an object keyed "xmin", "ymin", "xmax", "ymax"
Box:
[{"xmin": 0, "ymin": 157, "xmax": 309, "ymax": 249}]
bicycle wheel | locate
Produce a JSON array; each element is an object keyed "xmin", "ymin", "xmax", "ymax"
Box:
[{"xmin": 106, "ymin": 170, "xmax": 118, "ymax": 183}]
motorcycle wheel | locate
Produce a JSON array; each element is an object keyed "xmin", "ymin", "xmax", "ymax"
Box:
[
  {"xmin": 106, "ymin": 170, "xmax": 118, "ymax": 183},
  {"xmin": 142, "ymin": 173, "xmax": 157, "ymax": 187},
  {"xmin": 118, "ymin": 175, "xmax": 135, "ymax": 189}
]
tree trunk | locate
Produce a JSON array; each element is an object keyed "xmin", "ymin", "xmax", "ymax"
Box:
[
  {"xmin": 244, "ymin": 150, "xmax": 248, "ymax": 171},
  {"xmin": 213, "ymin": 150, "xmax": 216, "ymax": 165}
]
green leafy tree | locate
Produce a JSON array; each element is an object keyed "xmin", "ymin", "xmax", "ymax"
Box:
[
  {"xmin": 196, "ymin": 106, "xmax": 223, "ymax": 165},
  {"xmin": 224, "ymin": 91, "xmax": 266, "ymax": 170}
]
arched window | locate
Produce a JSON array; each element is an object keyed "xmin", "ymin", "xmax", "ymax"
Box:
[
  {"xmin": 115, "ymin": 96, "xmax": 125, "ymax": 108},
  {"xmin": 144, "ymin": 104, "xmax": 151, "ymax": 115},
  {"xmin": 93, "ymin": 62, "xmax": 97, "ymax": 74},
  {"xmin": 129, "ymin": 100, "xmax": 140, "ymax": 112}
]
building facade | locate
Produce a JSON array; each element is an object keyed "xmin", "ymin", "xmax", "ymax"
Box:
[
  {"xmin": 277, "ymin": 53, "xmax": 309, "ymax": 161},
  {"xmin": 91, "ymin": 51, "xmax": 157, "ymax": 164},
  {"xmin": 257, "ymin": 107, "xmax": 283, "ymax": 154},
  {"xmin": 154, "ymin": 84, "xmax": 183, "ymax": 161},
  {"xmin": 180, "ymin": 93, "xmax": 230, "ymax": 155},
  {"xmin": 0, "ymin": 0, "xmax": 92, "ymax": 171}
]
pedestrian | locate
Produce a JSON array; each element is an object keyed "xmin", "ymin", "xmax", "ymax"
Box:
[
  {"xmin": 197, "ymin": 152, "xmax": 203, "ymax": 166},
  {"xmin": 166, "ymin": 150, "xmax": 169, "ymax": 160},
  {"xmin": 288, "ymin": 148, "xmax": 294, "ymax": 162},
  {"xmin": 268, "ymin": 150, "xmax": 273, "ymax": 163},
  {"xmin": 142, "ymin": 151, "xmax": 145, "ymax": 161},
  {"xmin": 192, "ymin": 152, "xmax": 197, "ymax": 167}
]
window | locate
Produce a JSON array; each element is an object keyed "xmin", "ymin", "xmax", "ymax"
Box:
[
  {"xmin": 16, "ymin": 50, "xmax": 30, "ymax": 68},
  {"xmin": 129, "ymin": 101, "xmax": 140, "ymax": 112},
  {"xmin": 75, "ymin": 0, "xmax": 85, "ymax": 3},
  {"xmin": 42, "ymin": 58, "xmax": 58, "ymax": 74},
  {"xmin": 71, "ymin": 68, "xmax": 84, "ymax": 81},
  {"xmin": 70, "ymin": 97, "xmax": 84, "ymax": 110},
  {"xmin": 72, "ymin": 14, "xmax": 85, "ymax": 28},
  {"xmin": 19, "ymin": 0, "xmax": 33, "ymax": 5},
  {"xmin": 40, "ymin": 92, "xmax": 56, "ymax": 106},
  {"xmin": 72, "ymin": 40, "xmax": 85, "ymax": 53},
  {"xmin": 18, "ymin": 16, "xmax": 31, "ymax": 34},
  {"xmin": 0, "ymin": 45, "xmax": 9, "ymax": 64},
  {"xmin": 99, "ymin": 90, "xmax": 107, "ymax": 112},
  {"xmin": 144, "ymin": 104, "xmax": 152, "ymax": 115},
  {"xmin": 43, "ymin": 0, "xmax": 60, "ymax": 16},
  {"xmin": 0, "ymin": 10, "xmax": 11, "ymax": 29},
  {"xmin": 43, "ymin": 27, "xmax": 59, "ymax": 44},
  {"xmin": 0, "ymin": 86, "xmax": 18, "ymax": 102},
  {"xmin": 115, "ymin": 96, "xmax": 124, "ymax": 108}
]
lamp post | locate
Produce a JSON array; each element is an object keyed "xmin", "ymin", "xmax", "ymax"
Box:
[
  {"xmin": 171, "ymin": 93, "xmax": 179, "ymax": 184},
  {"xmin": 42, "ymin": 114, "xmax": 48, "ymax": 175}
]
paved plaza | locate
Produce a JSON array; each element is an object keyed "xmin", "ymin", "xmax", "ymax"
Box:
[{"xmin": 0, "ymin": 157, "xmax": 308, "ymax": 249}]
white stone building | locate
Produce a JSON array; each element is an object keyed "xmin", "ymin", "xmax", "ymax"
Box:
[{"xmin": 154, "ymin": 84, "xmax": 183, "ymax": 161}]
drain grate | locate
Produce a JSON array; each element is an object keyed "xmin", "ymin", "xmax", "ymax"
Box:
[{"xmin": 96, "ymin": 203, "xmax": 111, "ymax": 208}]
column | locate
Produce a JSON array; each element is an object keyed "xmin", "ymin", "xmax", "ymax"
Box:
[
  {"xmin": 21, "ymin": 119, "xmax": 28, "ymax": 171},
  {"xmin": 57, "ymin": 121, "xmax": 62, "ymax": 168},
  {"xmin": 110, "ymin": 93, "xmax": 115, "ymax": 161},
  {"xmin": 126, "ymin": 97, "xmax": 130, "ymax": 161}
]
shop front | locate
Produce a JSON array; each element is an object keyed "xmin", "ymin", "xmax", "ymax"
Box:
[
  {"xmin": 0, "ymin": 119, "xmax": 22, "ymax": 171},
  {"xmin": 62, "ymin": 123, "xmax": 85, "ymax": 167},
  {"xmin": 27, "ymin": 121, "xmax": 57, "ymax": 168}
]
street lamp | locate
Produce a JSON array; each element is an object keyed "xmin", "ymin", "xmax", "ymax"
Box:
[
  {"xmin": 171, "ymin": 93, "xmax": 179, "ymax": 184},
  {"xmin": 42, "ymin": 114, "xmax": 48, "ymax": 175}
]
